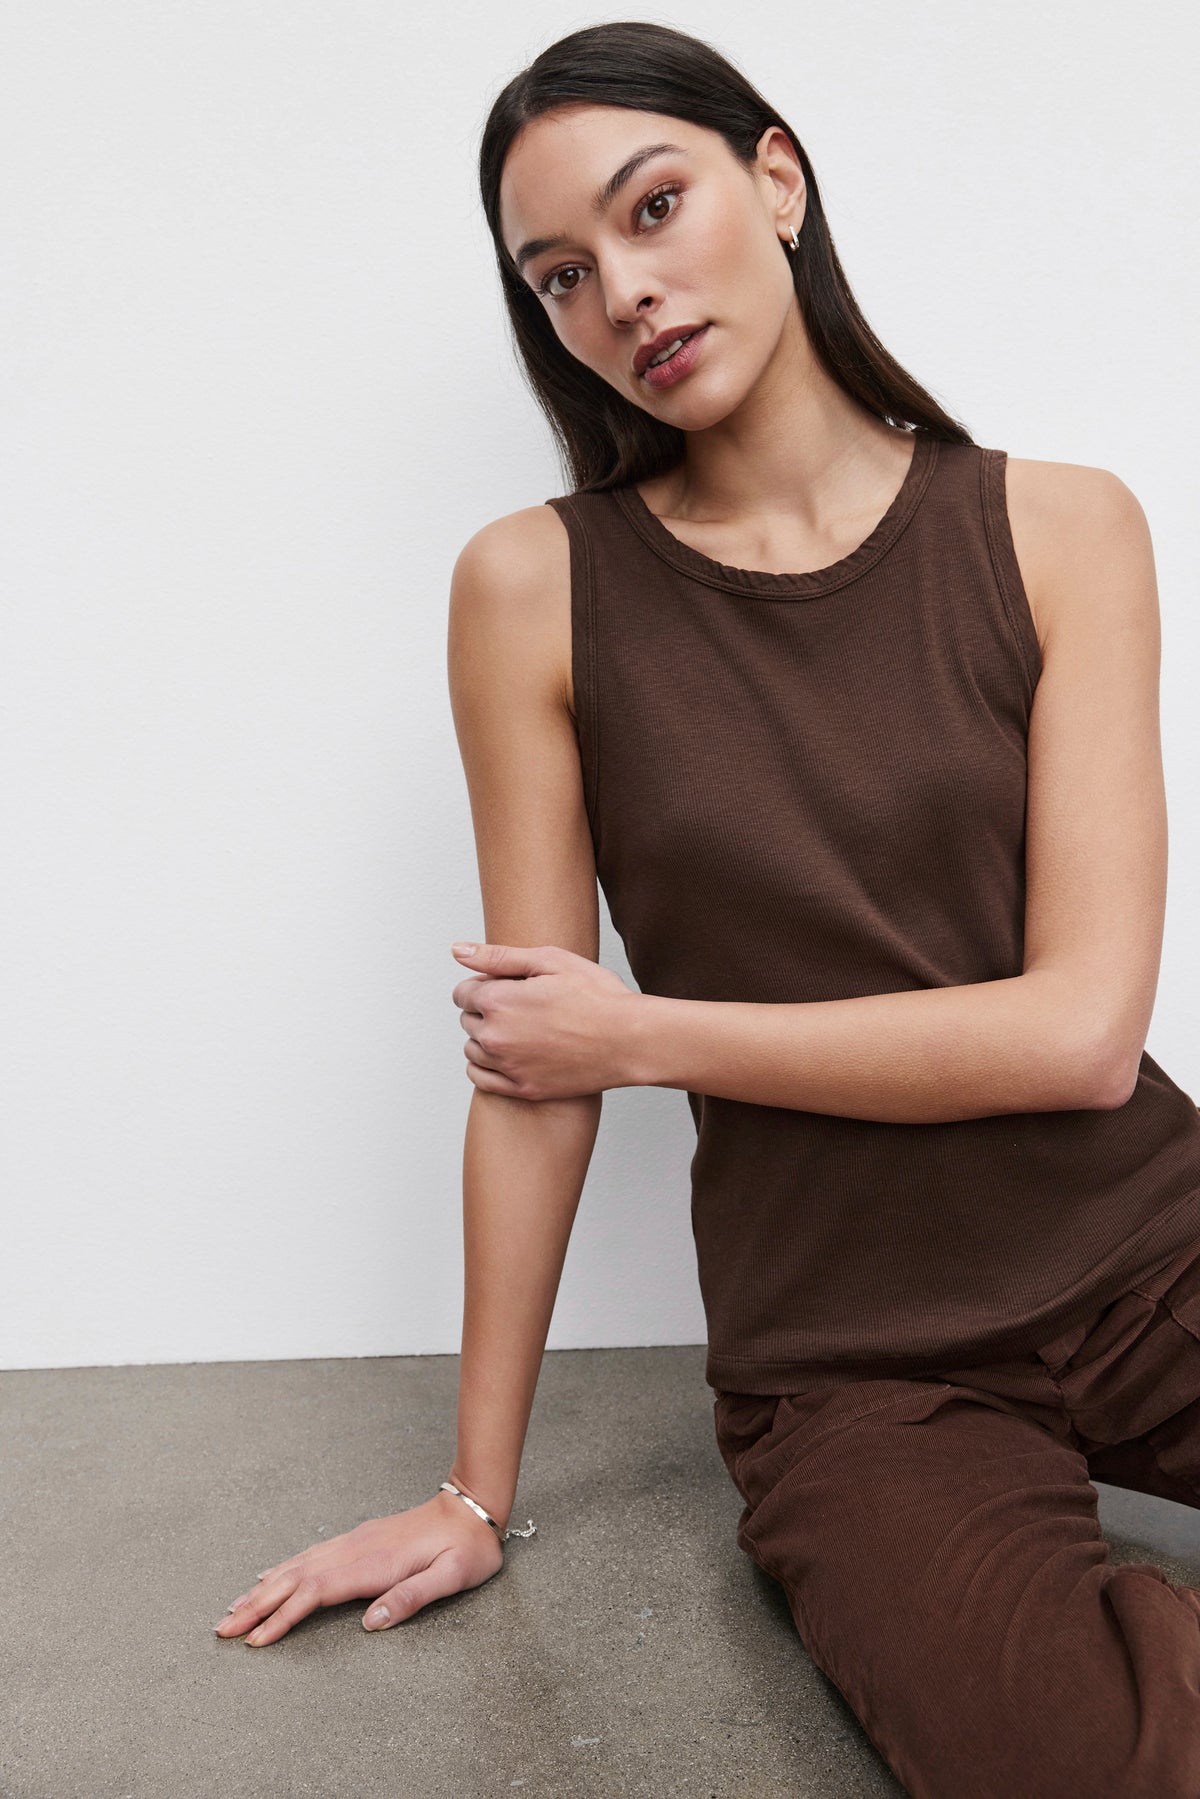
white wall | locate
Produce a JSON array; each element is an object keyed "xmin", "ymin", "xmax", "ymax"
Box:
[{"xmin": 3, "ymin": 1, "xmax": 1197, "ymax": 1370}]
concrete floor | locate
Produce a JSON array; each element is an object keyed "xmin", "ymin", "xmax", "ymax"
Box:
[{"xmin": 6, "ymin": 1346, "xmax": 1200, "ymax": 1799}]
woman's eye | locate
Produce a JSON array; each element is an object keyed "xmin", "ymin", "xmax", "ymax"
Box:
[
  {"xmin": 538, "ymin": 265, "xmax": 584, "ymax": 299},
  {"xmin": 536, "ymin": 183, "xmax": 684, "ymax": 301},
  {"xmin": 634, "ymin": 183, "xmax": 682, "ymax": 230}
]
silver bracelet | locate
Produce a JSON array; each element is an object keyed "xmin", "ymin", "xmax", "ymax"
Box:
[{"xmin": 440, "ymin": 1479, "xmax": 537, "ymax": 1543}]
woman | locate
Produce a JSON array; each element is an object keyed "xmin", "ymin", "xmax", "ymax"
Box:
[{"xmin": 216, "ymin": 21, "xmax": 1200, "ymax": 1796}]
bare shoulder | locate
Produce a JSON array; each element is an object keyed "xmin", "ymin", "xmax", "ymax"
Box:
[
  {"xmin": 1003, "ymin": 457, "xmax": 1154, "ymax": 652},
  {"xmin": 449, "ymin": 503, "xmax": 574, "ymax": 716}
]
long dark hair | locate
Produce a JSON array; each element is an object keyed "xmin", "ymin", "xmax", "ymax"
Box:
[{"xmin": 479, "ymin": 20, "xmax": 973, "ymax": 494}]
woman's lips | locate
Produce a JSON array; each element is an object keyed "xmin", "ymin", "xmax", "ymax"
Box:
[{"xmin": 640, "ymin": 324, "xmax": 711, "ymax": 390}]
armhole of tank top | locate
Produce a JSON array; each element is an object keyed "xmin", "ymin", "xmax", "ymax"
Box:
[
  {"xmin": 542, "ymin": 495, "xmax": 602, "ymax": 860},
  {"xmin": 979, "ymin": 447, "xmax": 1044, "ymax": 711}
]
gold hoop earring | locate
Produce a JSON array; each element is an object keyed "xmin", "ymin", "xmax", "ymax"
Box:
[{"xmin": 787, "ymin": 225, "xmax": 800, "ymax": 252}]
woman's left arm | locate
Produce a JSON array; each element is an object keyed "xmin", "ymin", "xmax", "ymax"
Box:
[
  {"xmin": 622, "ymin": 460, "xmax": 1166, "ymax": 1122},
  {"xmin": 456, "ymin": 462, "xmax": 1167, "ymax": 1124}
]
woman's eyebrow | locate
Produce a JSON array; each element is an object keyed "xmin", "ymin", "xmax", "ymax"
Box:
[{"xmin": 513, "ymin": 143, "xmax": 691, "ymax": 274}]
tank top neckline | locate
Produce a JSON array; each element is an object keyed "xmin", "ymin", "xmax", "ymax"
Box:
[{"xmin": 608, "ymin": 428, "xmax": 941, "ymax": 599}]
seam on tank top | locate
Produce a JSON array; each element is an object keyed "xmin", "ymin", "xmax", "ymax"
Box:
[
  {"xmin": 607, "ymin": 436, "xmax": 939, "ymax": 600},
  {"xmin": 979, "ymin": 448, "xmax": 1041, "ymax": 709},
  {"xmin": 552, "ymin": 496, "xmax": 604, "ymax": 863},
  {"xmin": 579, "ymin": 501, "xmax": 603, "ymax": 863}
]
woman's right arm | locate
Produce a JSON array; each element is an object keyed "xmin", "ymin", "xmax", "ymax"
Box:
[
  {"xmin": 213, "ymin": 505, "xmax": 601, "ymax": 1645},
  {"xmin": 444, "ymin": 503, "xmax": 603, "ymax": 1531}
]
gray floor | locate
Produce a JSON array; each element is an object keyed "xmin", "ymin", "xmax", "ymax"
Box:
[{"xmin": 6, "ymin": 1346, "xmax": 1200, "ymax": 1799}]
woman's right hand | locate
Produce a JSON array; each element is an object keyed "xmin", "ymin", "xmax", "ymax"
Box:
[{"xmin": 213, "ymin": 1487, "xmax": 506, "ymax": 1645}]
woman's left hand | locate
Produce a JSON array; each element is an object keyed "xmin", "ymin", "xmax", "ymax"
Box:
[{"xmin": 450, "ymin": 941, "xmax": 646, "ymax": 1100}]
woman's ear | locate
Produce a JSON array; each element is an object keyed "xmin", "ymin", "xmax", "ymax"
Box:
[{"xmin": 755, "ymin": 123, "xmax": 807, "ymax": 237}]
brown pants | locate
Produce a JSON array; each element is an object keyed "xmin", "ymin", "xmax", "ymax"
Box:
[{"xmin": 714, "ymin": 1232, "xmax": 1200, "ymax": 1799}]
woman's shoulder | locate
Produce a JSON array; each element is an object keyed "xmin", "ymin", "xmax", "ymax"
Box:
[
  {"xmin": 999, "ymin": 454, "xmax": 1151, "ymax": 653},
  {"xmin": 454, "ymin": 500, "xmax": 575, "ymax": 582},
  {"xmin": 1003, "ymin": 453, "xmax": 1144, "ymax": 527},
  {"xmin": 450, "ymin": 503, "xmax": 577, "ymax": 630},
  {"xmin": 449, "ymin": 503, "xmax": 575, "ymax": 714}
]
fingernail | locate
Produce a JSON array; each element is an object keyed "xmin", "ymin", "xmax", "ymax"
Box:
[
  {"xmin": 365, "ymin": 1605, "xmax": 389, "ymax": 1628},
  {"xmin": 451, "ymin": 943, "xmax": 476, "ymax": 956}
]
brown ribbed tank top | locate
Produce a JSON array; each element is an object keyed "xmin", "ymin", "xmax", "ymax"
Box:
[{"xmin": 545, "ymin": 432, "xmax": 1200, "ymax": 1392}]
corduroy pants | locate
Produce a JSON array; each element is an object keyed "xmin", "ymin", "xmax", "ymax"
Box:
[{"xmin": 713, "ymin": 1231, "xmax": 1200, "ymax": 1799}]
